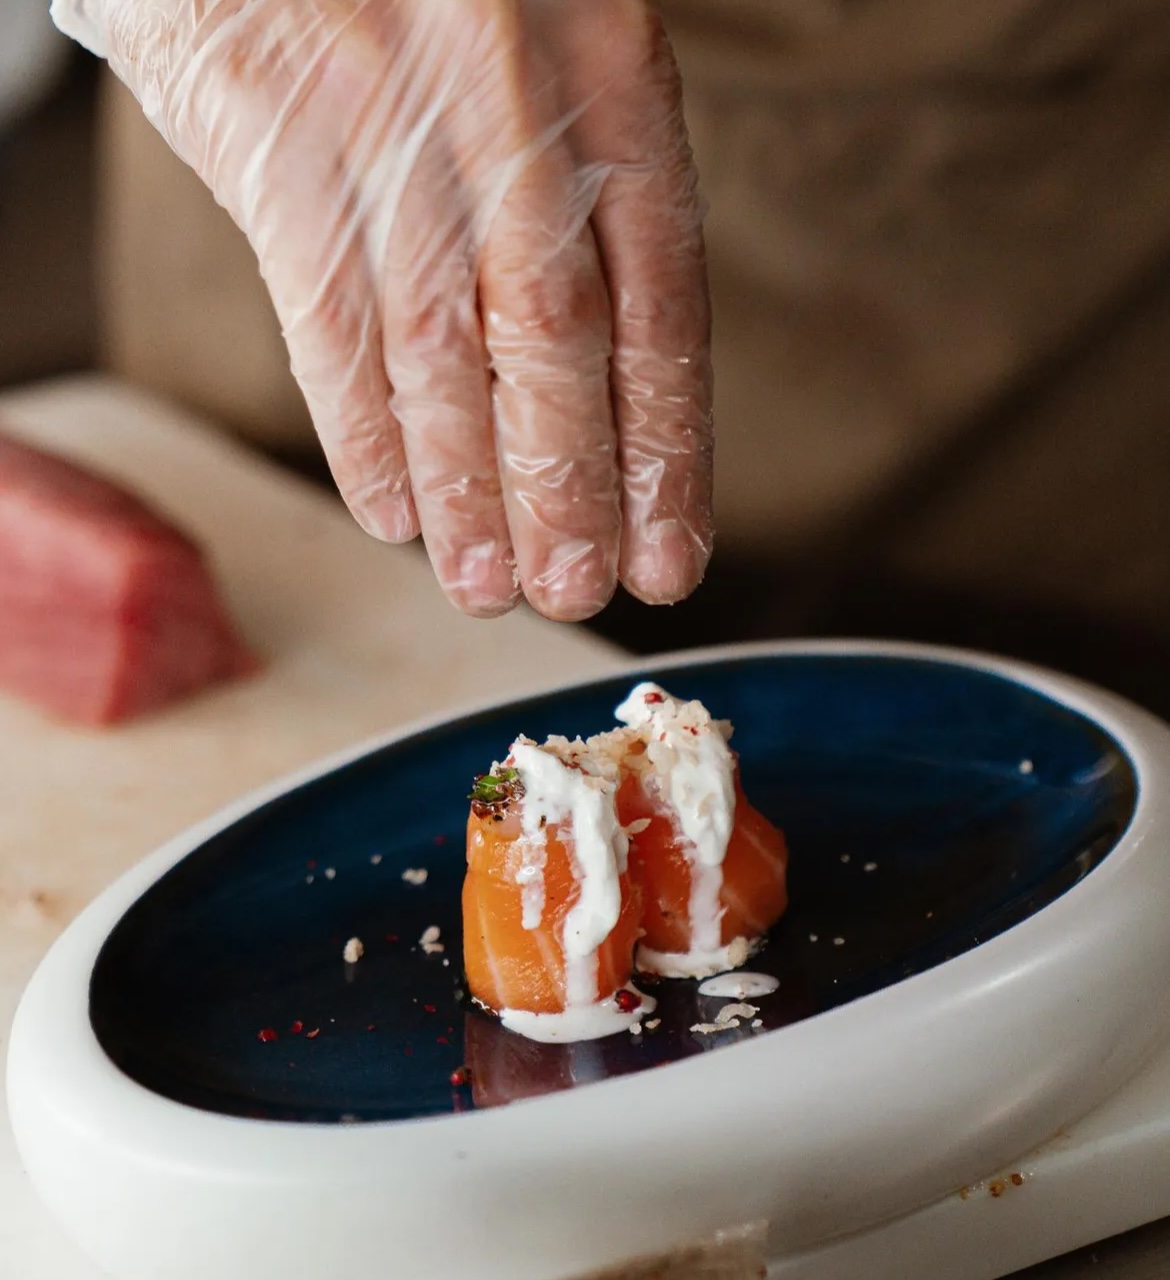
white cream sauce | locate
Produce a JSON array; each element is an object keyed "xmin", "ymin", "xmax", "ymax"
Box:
[
  {"xmin": 637, "ymin": 936, "xmax": 756, "ymax": 980},
  {"xmin": 508, "ymin": 736, "xmax": 628, "ymax": 1010},
  {"xmin": 697, "ymin": 970, "xmax": 780, "ymax": 999},
  {"xmin": 616, "ymin": 682, "xmax": 738, "ymax": 966},
  {"xmin": 501, "ymin": 988, "xmax": 657, "ymax": 1044}
]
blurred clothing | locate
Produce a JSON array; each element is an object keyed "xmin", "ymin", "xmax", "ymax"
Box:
[
  {"xmin": 94, "ymin": 0, "xmax": 1170, "ymax": 635},
  {"xmin": 0, "ymin": 0, "xmax": 69, "ymax": 128}
]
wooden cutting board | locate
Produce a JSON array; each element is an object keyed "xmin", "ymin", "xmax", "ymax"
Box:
[{"xmin": 0, "ymin": 375, "xmax": 625, "ymax": 1278}]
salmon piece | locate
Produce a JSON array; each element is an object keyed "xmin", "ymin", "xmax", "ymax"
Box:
[
  {"xmin": 620, "ymin": 766, "xmax": 789, "ymax": 958},
  {"xmin": 462, "ymin": 798, "xmax": 643, "ymax": 1016}
]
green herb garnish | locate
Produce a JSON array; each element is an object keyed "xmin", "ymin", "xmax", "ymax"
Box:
[{"xmin": 469, "ymin": 767, "xmax": 523, "ymax": 809}]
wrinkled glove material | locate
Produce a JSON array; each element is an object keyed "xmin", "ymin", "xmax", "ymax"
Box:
[{"xmin": 54, "ymin": 0, "xmax": 714, "ymax": 620}]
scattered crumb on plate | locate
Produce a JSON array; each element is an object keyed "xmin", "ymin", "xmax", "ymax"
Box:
[
  {"xmin": 420, "ymin": 925, "xmax": 445, "ymax": 955},
  {"xmin": 343, "ymin": 937, "xmax": 364, "ymax": 964},
  {"xmin": 402, "ymin": 867, "xmax": 428, "ymax": 886},
  {"xmin": 691, "ymin": 1003, "xmax": 759, "ymax": 1036},
  {"xmin": 716, "ymin": 1002, "xmax": 759, "ymax": 1024}
]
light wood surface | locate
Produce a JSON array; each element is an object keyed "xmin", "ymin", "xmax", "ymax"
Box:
[{"xmin": 0, "ymin": 376, "xmax": 624, "ymax": 1278}]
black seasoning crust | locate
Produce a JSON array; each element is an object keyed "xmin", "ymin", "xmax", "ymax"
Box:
[{"xmin": 469, "ymin": 767, "xmax": 524, "ymax": 819}]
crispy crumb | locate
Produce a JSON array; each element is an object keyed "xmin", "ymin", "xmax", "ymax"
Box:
[
  {"xmin": 833, "ymin": 937, "xmax": 845, "ymax": 946},
  {"xmin": 716, "ymin": 1003, "xmax": 758, "ymax": 1025},
  {"xmin": 644, "ymin": 1018, "xmax": 661, "ymax": 1031},
  {"xmin": 1019, "ymin": 759, "xmax": 1034, "ymax": 775},
  {"xmin": 691, "ymin": 1005, "xmax": 756, "ymax": 1035},
  {"xmin": 305, "ymin": 875, "xmax": 314, "ymax": 884},
  {"xmin": 324, "ymin": 867, "xmax": 336, "ymax": 880},
  {"xmin": 840, "ymin": 854, "xmax": 851, "ymax": 863},
  {"xmin": 630, "ymin": 1022, "xmax": 643, "ymax": 1036},
  {"xmin": 402, "ymin": 867, "xmax": 429, "ymax": 886},
  {"xmin": 864, "ymin": 861, "xmax": 878, "ymax": 872},
  {"xmin": 420, "ymin": 924, "xmax": 445, "ymax": 955},
  {"xmin": 343, "ymin": 937, "xmax": 364, "ymax": 964},
  {"xmin": 809, "ymin": 933, "xmax": 819, "ymax": 942},
  {"xmin": 370, "ymin": 853, "xmax": 383, "ymax": 865},
  {"xmin": 751, "ymin": 1019, "xmax": 763, "ymax": 1029}
]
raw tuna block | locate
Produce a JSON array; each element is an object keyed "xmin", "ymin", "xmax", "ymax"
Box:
[{"xmin": 0, "ymin": 430, "xmax": 258, "ymax": 725}]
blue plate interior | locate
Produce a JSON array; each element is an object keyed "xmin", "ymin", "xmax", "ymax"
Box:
[{"xmin": 90, "ymin": 655, "xmax": 1137, "ymax": 1123}]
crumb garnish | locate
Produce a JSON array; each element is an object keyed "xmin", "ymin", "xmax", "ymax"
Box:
[
  {"xmin": 717, "ymin": 1002, "xmax": 758, "ymax": 1023},
  {"xmin": 402, "ymin": 867, "xmax": 428, "ymax": 886},
  {"xmin": 343, "ymin": 937, "xmax": 364, "ymax": 964},
  {"xmin": 691, "ymin": 1001, "xmax": 759, "ymax": 1036}
]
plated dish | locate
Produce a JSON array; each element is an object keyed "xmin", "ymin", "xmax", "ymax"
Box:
[
  {"xmin": 13, "ymin": 641, "xmax": 1170, "ymax": 1280},
  {"xmin": 85, "ymin": 648, "xmax": 1134, "ymax": 1121},
  {"xmin": 463, "ymin": 681, "xmax": 789, "ymax": 1043}
]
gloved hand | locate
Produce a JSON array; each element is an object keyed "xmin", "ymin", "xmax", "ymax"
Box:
[{"xmin": 54, "ymin": 0, "xmax": 713, "ymax": 621}]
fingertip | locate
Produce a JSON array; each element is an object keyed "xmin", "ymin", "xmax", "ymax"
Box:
[
  {"xmin": 349, "ymin": 489, "xmax": 421, "ymax": 545},
  {"xmin": 524, "ymin": 538, "xmax": 618, "ymax": 622},
  {"xmin": 440, "ymin": 540, "xmax": 524, "ymax": 619},
  {"xmin": 620, "ymin": 517, "xmax": 711, "ymax": 605}
]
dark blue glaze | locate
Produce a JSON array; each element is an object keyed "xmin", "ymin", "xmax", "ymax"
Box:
[{"xmin": 89, "ymin": 654, "xmax": 1136, "ymax": 1123}]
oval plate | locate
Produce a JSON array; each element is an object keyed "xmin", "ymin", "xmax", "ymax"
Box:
[{"xmin": 9, "ymin": 641, "xmax": 1170, "ymax": 1280}]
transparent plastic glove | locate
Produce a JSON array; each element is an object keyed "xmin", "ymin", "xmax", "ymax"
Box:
[{"xmin": 53, "ymin": 0, "xmax": 713, "ymax": 621}]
